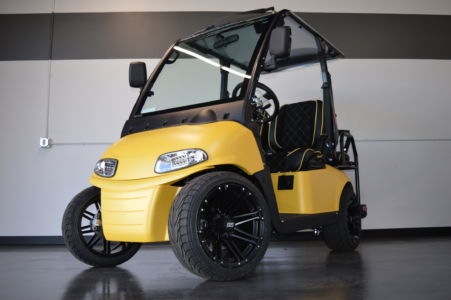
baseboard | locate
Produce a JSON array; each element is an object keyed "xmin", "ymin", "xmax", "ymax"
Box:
[
  {"xmin": 0, "ymin": 236, "xmax": 65, "ymax": 245},
  {"xmin": 273, "ymin": 226, "xmax": 451, "ymax": 241},
  {"xmin": 362, "ymin": 227, "xmax": 451, "ymax": 238},
  {"xmin": 1, "ymin": 227, "xmax": 450, "ymax": 245}
]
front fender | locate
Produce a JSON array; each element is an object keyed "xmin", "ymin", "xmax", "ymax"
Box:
[
  {"xmin": 89, "ymin": 121, "xmax": 264, "ymax": 243},
  {"xmin": 91, "ymin": 121, "xmax": 264, "ymax": 181}
]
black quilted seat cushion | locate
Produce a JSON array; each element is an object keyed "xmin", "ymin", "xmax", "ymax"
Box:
[
  {"xmin": 262, "ymin": 99, "xmax": 325, "ymax": 172},
  {"xmin": 266, "ymin": 148, "xmax": 324, "ymax": 172},
  {"xmin": 268, "ymin": 100, "xmax": 323, "ymax": 152}
]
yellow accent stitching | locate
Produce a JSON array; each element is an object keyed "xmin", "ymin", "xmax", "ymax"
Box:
[
  {"xmin": 273, "ymin": 115, "xmax": 283, "ymax": 150},
  {"xmin": 268, "ymin": 121, "xmax": 276, "ymax": 152},
  {"xmin": 286, "ymin": 148, "xmax": 301, "ymax": 157},
  {"xmin": 298, "ymin": 148, "xmax": 314, "ymax": 171}
]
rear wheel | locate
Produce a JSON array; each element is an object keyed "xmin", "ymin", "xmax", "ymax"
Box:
[
  {"xmin": 62, "ymin": 186, "xmax": 141, "ymax": 267},
  {"xmin": 169, "ymin": 172, "xmax": 271, "ymax": 281},
  {"xmin": 323, "ymin": 185, "xmax": 361, "ymax": 251}
]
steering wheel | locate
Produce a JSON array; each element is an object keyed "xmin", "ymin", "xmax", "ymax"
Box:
[{"xmin": 232, "ymin": 82, "xmax": 280, "ymax": 123}]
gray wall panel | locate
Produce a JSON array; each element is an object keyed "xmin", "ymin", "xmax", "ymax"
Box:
[
  {"xmin": 0, "ymin": 14, "xmax": 52, "ymax": 60},
  {"xmin": 51, "ymin": 12, "xmax": 451, "ymax": 60},
  {"xmin": 1, "ymin": 12, "xmax": 451, "ymax": 60},
  {"xmin": 299, "ymin": 13, "xmax": 451, "ymax": 59},
  {"xmin": 51, "ymin": 12, "xmax": 230, "ymax": 59}
]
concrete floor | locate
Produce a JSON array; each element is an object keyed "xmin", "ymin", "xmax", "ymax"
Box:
[{"xmin": 0, "ymin": 237, "xmax": 450, "ymax": 300}]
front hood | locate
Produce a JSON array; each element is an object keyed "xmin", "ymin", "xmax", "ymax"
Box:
[{"xmin": 92, "ymin": 121, "xmax": 263, "ymax": 180}]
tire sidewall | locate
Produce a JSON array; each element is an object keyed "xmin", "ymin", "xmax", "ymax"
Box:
[
  {"xmin": 341, "ymin": 185, "xmax": 361, "ymax": 246},
  {"xmin": 335, "ymin": 184, "xmax": 361, "ymax": 249}
]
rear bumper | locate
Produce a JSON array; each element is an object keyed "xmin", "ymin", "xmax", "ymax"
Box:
[{"xmin": 91, "ymin": 176, "xmax": 180, "ymax": 243}]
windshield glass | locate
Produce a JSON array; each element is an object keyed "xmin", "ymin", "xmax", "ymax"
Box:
[{"xmin": 139, "ymin": 17, "xmax": 271, "ymax": 115}]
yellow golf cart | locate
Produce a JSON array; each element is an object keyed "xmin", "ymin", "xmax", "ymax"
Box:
[{"xmin": 62, "ymin": 7, "xmax": 367, "ymax": 281}]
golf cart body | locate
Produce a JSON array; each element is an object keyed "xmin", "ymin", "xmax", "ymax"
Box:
[
  {"xmin": 63, "ymin": 8, "xmax": 366, "ymax": 280},
  {"xmin": 90, "ymin": 11, "xmax": 360, "ymax": 242}
]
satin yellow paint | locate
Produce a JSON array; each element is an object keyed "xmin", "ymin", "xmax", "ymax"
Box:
[
  {"xmin": 271, "ymin": 165, "xmax": 350, "ymax": 214},
  {"xmin": 89, "ymin": 121, "xmax": 264, "ymax": 242},
  {"xmin": 98, "ymin": 182, "xmax": 179, "ymax": 242},
  {"xmin": 92, "ymin": 121, "xmax": 264, "ymax": 181}
]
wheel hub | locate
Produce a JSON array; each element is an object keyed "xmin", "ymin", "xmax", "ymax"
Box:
[
  {"xmin": 224, "ymin": 220, "xmax": 235, "ymax": 231},
  {"xmin": 90, "ymin": 213, "xmax": 102, "ymax": 232}
]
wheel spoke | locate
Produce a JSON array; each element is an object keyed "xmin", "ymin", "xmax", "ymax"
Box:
[
  {"xmin": 229, "ymin": 239, "xmax": 245, "ymax": 260},
  {"xmin": 81, "ymin": 227, "xmax": 94, "ymax": 234},
  {"xmin": 222, "ymin": 238, "xmax": 242, "ymax": 261},
  {"xmin": 212, "ymin": 239, "xmax": 222, "ymax": 259},
  {"xmin": 233, "ymin": 211, "xmax": 259, "ymax": 219},
  {"xmin": 82, "ymin": 211, "xmax": 95, "ymax": 221},
  {"xmin": 233, "ymin": 227, "xmax": 260, "ymax": 241},
  {"xmin": 111, "ymin": 242, "xmax": 125, "ymax": 251},
  {"xmin": 84, "ymin": 211, "xmax": 95, "ymax": 217},
  {"xmin": 103, "ymin": 240, "xmax": 111, "ymax": 254},
  {"xmin": 235, "ymin": 216, "xmax": 260, "ymax": 226},
  {"xmin": 230, "ymin": 233, "xmax": 257, "ymax": 245},
  {"xmin": 86, "ymin": 234, "xmax": 100, "ymax": 248},
  {"xmin": 94, "ymin": 201, "xmax": 100, "ymax": 211}
]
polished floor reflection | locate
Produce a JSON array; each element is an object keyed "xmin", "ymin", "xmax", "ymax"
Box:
[{"xmin": 0, "ymin": 237, "xmax": 450, "ymax": 300}]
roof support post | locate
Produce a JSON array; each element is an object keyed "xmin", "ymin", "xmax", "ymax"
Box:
[{"xmin": 315, "ymin": 37, "xmax": 338, "ymax": 157}]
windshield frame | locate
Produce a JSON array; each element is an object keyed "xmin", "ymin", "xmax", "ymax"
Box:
[
  {"xmin": 130, "ymin": 14, "xmax": 275, "ymax": 118},
  {"xmin": 122, "ymin": 9, "xmax": 345, "ymax": 140}
]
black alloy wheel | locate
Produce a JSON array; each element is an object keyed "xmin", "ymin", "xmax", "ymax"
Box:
[
  {"xmin": 169, "ymin": 172, "xmax": 271, "ymax": 281},
  {"xmin": 62, "ymin": 186, "xmax": 141, "ymax": 267},
  {"xmin": 197, "ymin": 182, "xmax": 266, "ymax": 268}
]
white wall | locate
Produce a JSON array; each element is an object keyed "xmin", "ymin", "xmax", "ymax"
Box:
[
  {"xmin": 2, "ymin": 0, "xmax": 451, "ymax": 15},
  {"xmin": 261, "ymin": 59, "xmax": 451, "ymax": 229},
  {"xmin": 1, "ymin": 1, "xmax": 451, "ymax": 236}
]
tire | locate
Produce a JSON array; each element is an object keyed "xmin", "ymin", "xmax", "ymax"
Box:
[
  {"xmin": 323, "ymin": 184, "xmax": 362, "ymax": 251},
  {"xmin": 168, "ymin": 171, "xmax": 271, "ymax": 281},
  {"xmin": 62, "ymin": 186, "xmax": 141, "ymax": 267}
]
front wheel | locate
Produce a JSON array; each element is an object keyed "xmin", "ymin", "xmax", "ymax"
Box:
[
  {"xmin": 169, "ymin": 172, "xmax": 271, "ymax": 281},
  {"xmin": 62, "ymin": 186, "xmax": 141, "ymax": 267}
]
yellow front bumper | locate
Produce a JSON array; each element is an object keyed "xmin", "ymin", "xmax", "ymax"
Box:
[{"xmin": 91, "ymin": 176, "xmax": 180, "ymax": 243}]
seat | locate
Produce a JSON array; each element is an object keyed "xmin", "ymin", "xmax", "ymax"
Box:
[{"xmin": 260, "ymin": 100, "xmax": 326, "ymax": 172}]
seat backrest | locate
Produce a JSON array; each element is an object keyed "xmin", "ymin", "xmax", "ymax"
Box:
[{"xmin": 266, "ymin": 100, "xmax": 324, "ymax": 152}]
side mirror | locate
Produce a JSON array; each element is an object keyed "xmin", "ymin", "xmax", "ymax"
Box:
[
  {"xmin": 129, "ymin": 62, "xmax": 147, "ymax": 88},
  {"xmin": 269, "ymin": 26, "xmax": 292, "ymax": 58}
]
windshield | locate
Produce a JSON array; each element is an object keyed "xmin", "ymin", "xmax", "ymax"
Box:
[{"xmin": 138, "ymin": 17, "xmax": 271, "ymax": 115}]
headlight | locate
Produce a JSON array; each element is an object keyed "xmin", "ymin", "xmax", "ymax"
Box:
[
  {"xmin": 155, "ymin": 149, "xmax": 208, "ymax": 173},
  {"xmin": 94, "ymin": 158, "xmax": 118, "ymax": 178}
]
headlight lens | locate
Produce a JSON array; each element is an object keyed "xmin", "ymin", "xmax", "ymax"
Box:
[
  {"xmin": 155, "ymin": 149, "xmax": 208, "ymax": 173},
  {"xmin": 94, "ymin": 158, "xmax": 118, "ymax": 177}
]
